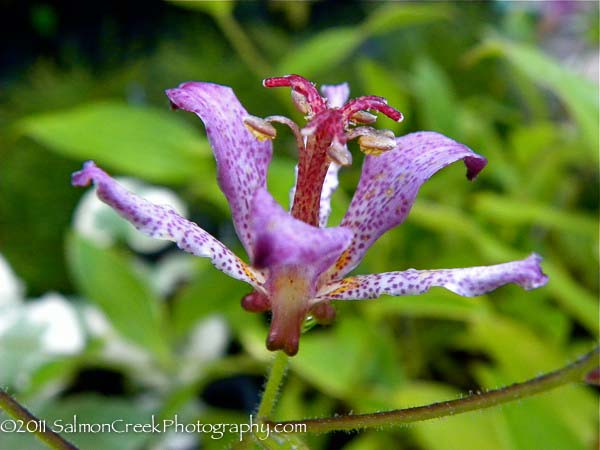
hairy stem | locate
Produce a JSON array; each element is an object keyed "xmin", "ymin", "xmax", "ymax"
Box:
[
  {"xmin": 0, "ymin": 388, "xmax": 78, "ymax": 450},
  {"xmin": 267, "ymin": 346, "xmax": 599, "ymax": 433},
  {"xmin": 256, "ymin": 351, "xmax": 289, "ymax": 420}
]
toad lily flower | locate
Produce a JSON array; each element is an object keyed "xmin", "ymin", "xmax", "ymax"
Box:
[{"xmin": 72, "ymin": 75, "xmax": 548, "ymax": 356}]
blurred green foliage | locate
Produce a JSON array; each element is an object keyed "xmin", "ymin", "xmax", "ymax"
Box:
[{"xmin": 0, "ymin": 1, "xmax": 598, "ymax": 449}]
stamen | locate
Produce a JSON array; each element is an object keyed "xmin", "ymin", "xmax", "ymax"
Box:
[
  {"xmin": 350, "ymin": 110, "xmax": 378, "ymax": 125},
  {"xmin": 243, "ymin": 115, "xmax": 277, "ymax": 141},
  {"xmin": 310, "ymin": 302, "xmax": 336, "ymax": 325},
  {"xmin": 358, "ymin": 130, "xmax": 397, "ymax": 155},
  {"xmin": 265, "ymin": 115, "xmax": 305, "ymax": 150},
  {"xmin": 241, "ymin": 291, "xmax": 270, "ymax": 312},
  {"xmin": 291, "ymin": 90, "xmax": 312, "ymax": 117},
  {"xmin": 346, "ymin": 127, "xmax": 397, "ymax": 156},
  {"xmin": 327, "ymin": 138, "xmax": 353, "ymax": 166}
]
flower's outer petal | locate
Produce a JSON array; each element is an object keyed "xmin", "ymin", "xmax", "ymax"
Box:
[
  {"xmin": 165, "ymin": 82, "xmax": 273, "ymax": 260},
  {"xmin": 72, "ymin": 161, "xmax": 264, "ymax": 289},
  {"xmin": 321, "ymin": 83, "xmax": 350, "ymax": 108},
  {"xmin": 251, "ymin": 188, "xmax": 353, "ymax": 276},
  {"xmin": 330, "ymin": 131, "xmax": 487, "ymax": 279},
  {"xmin": 289, "ymin": 162, "xmax": 340, "ymax": 228},
  {"xmin": 317, "ymin": 254, "xmax": 548, "ymax": 301}
]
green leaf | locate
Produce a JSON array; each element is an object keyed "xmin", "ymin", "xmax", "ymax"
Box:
[
  {"xmin": 166, "ymin": 0, "xmax": 233, "ymax": 17},
  {"xmin": 470, "ymin": 316, "xmax": 598, "ymax": 447},
  {"xmin": 474, "ymin": 40, "xmax": 600, "ymax": 155},
  {"xmin": 409, "ymin": 201, "xmax": 600, "ymax": 335},
  {"xmin": 18, "ymin": 101, "xmax": 210, "ymax": 183},
  {"xmin": 276, "ymin": 27, "xmax": 362, "ymax": 78},
  {"xmin": 266, "ymin": 157, "xmax": 296, "ymax": 209},
  {"xmin": 45, "ymin": 395, "xmax": 152, "ymax": 450},
  {"xmin": 171, "ymin": 263, "xmax": 248, "ymax": 339},
  {"xmin": 473, "ymin": 192, "xmax": 597, "ymax": 237},
  {"xmin": 251, "ymin": 433, "xmax": 310, "ymax": 450},
  {"xmin": 0, "ymin": 320, "xmax": 47, "ymax": 388},
  {"xmin": 66, "ymin": 233, "xmax": 169, "ymax": 359},
  {"xmin": 356, "ymin": 58, "xmax": 411, "ymax": 132},
  {"xmin": 277, "ymin": 3, "xmax": 451, "ymax": 78},
  {"xmin": 362, "ymin": 2, "xmax": 452, "ymax": 36},
  {"xmin": 365, "ymin": 289, "xmax": 490, "ymax": 322},
  {"xmin": 411, "ymin": 57, "xmax": 458, "ymax": 137},
  {"xmin": 475, "ymin": 365, "xmax": 590, "ymax": 450},
  {"xmin": 290, "ymin": 317, "xmax": 373, "ymax": 398}
]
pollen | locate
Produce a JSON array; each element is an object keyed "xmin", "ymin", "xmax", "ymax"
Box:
[
  {"xmin": 243, "ymin": 115, "xmax": 277, "ymax": 141},
  {"xmin": 327, "ymin": 278, "xmax": 360, "ymax": 296},
  {"xmin": 358, "ymin": 130, "xmax": 397, "ymax": 155},
  {"xmin": 335, "ymin": 249, "xmax": 351, "ymax": 269}
]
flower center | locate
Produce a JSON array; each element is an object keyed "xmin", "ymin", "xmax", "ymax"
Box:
[{"xmin": 244, "ymin": 74, "xmax": 403, "ymax": 226}]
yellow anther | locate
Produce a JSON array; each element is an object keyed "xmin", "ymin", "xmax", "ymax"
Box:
[
  {"xmin": 243, "ymin": 115, "xmax": 277, "ymax": 141},
  {"xmin": 358, "ymin": 130, "xmax": 396, "ymax": 155}
]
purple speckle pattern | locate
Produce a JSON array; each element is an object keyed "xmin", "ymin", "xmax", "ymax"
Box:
[
  {"xmin": 72, "ymin": 161, "xmax": 264, "ymax": 288},
  {"xmin": 251, "ymin": 188, "xmax": 353, "ymax": 279},
  {"xmin": 317, "ymin": 254, "xmax": 548, "ymax": 301},
  {"xmin": 165, "ymin": 82, "xmax": 273, "ymax": 260},
  {"xmin": 70, "ymin": 76, "xmax": 550, "ymax": 356},
  {"xmin": 321, "ymin": 83, "xmax": 350, "ymax": 108},
  {"xmin": 330, "ymin": 131, "xmax": 488, "ymax": 280},
  {"xmin": 289, "ymin": 161, "xmax": 341, "ymax": 229}
]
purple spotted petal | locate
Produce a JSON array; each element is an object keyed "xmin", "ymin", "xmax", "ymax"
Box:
[
  {"xmin": 72, "ymin": 161, "xmax": 264, "ymax": 289},
  {"xmin": 321, "ymin": 83, "xmax": 350, "ymax": 108},
  {"xmin": 317, "ymin": 254, "xmax": 548, "ymax": 301},
  {"xmin": 251, "ymin": 188, "xmax": 353, "ymax": 277},
  {"xmin": 166, "ymin": 82, "xmax": 273, "ymax": 260},
  {"xmin": 330, "ymin": 131, "xmax": 487, "ymax": 280}
]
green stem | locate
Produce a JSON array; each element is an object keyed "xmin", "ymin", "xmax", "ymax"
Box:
[
  {"xmin": 256, "ymin": 351, "xmax": 289, "ymax": 420},
  {"xmin": 213, "ymin": 12, "xmax": 271, "ymax": 78},
  {"xmin": 0, "ymin": 388, "xmax": 78, "ymax": 450},
  {"xmin": 267, "ymin": 347, "xmax": 599, "ymax": 433}
]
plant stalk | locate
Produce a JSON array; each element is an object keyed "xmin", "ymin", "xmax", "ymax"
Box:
[
  {"xmin": 0, "ymin": 388, "xmax": 78, "ymax": 450},
  {"xmin": 256, "ymin": 351, "xmax": 289, "ymax": 420},
  {"xmin": 267, "ymin": 346, "xmax": 599, "ymax": 433}
]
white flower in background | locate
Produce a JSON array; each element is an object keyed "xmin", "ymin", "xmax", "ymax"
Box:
[
  {"xmin": 0, "ymin": 253, "xmax": 24, "ymax": 307},
  {"xmin": 26, "ymin": 293, "xmax": 85, "ymax": 355},
  {"xmin": 179, "ymin": 316, "xmax": 229, "ymax": 382},
  {"xmin": 0, "ymin": 254, "xmax": 84, "ymax": 356},
  {"xmin": 150, "ymin": 253, "xmax": 197, "ymax": 297},
  {"xmin": 0, "ymin": 293, "xmax": 84, "ymax": 356},
  {"xmin": 0, "ymin": 255, "xmax": 86, "ymax": 387},
  {"xmin": 73, "ymin": 177, "xmax": 188, "ymax": 253},
  {"xmin": 73, "ymin": 179, "xmax": 231, "ymax": 385},
  {"xmin": 81, "ymin": 305, "xmax": 155, "ymax": 370}
]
